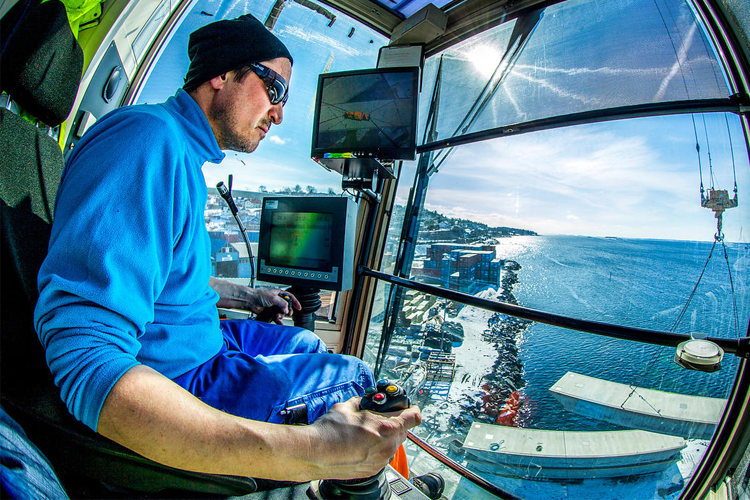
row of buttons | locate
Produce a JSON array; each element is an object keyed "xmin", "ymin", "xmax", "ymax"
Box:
[
  {"xmin": 365, "ymin": 380, "xmax": 400, "ymax": 405},
  {"xmin": 264, "ymin": 268, "xmax": 331, "ymax": 280}
]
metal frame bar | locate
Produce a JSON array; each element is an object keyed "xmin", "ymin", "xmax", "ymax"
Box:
[
  {"xmin": 418, "ymin": 98, "xmax": 747, "ymax": 154},
  {"xmin": 675, "ymin": 0, "xmax": 750, "ymax": 496},
  {"xmin": 681, "ymin": 358, "xmax": 750, "ymax": 499},
  {"xmin": 316, "ymin": 0, "xmax": 403, "ymax": 37},
  {"xmin": 360, "ymin": 266, "xmax": 750, "ymax": 356},
  {"xmin": 348, "ymin": 0, "xmax": 750, "ymax": 497},
  {"xmin": 406, "ymin": 432, "xmax": 522, "ymax": 500},
  {"xmin": 427, "ymin": 0, "xmax": 565, "ymax": 57}
]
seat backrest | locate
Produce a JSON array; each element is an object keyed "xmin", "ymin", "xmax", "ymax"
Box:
[
  {"xmin": 0, "ymin": 4, "xmax": 261, "ymax": 496},
  {"xmin": 0, "ymin": 0, "xmax": 83, "ymax": 394},
  {"xmin": 0, "ymin": 0, "xmax": 83, "ymax": 303},
  {"xmin": 1, "ymin": 0, "xmax": 83, "ymax": 127}
]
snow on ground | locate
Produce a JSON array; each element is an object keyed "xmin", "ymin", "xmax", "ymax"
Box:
[
  {"xmin": 416, "ymin": 288, "xmax": 499, "ymax": 442},
  {"xmin": 677, "ymin": 439, "xmax": 710, "ymax": 480}
]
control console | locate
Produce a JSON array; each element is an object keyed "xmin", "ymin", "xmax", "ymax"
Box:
[{"xmin": 308, "ymin": 465, "xmax": 430, "ymax": 500}]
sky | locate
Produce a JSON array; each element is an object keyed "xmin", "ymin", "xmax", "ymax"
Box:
[
  {"xmin": 134, "ymin": 0, "xmax": 750, "ymax": 242},
  {"xmin": 404, "ymin": 113, "xmax": 750, "ymax": 241}
]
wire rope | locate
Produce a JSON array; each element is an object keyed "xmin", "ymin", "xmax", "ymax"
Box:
[
  {"xmin": 621, "ymin": 2, "xmax": 740, "ymax": 405},
  {"xmin": 672, "ymin": 240, "xmax": 718, "ymax": 331},
  {"xmin": 723, "ymin": 112, "xmax": 739, "ymax": 193},
  {"xmin": 693, "ymin": 115, "xmax": 705, "ymax": 192},
  {"xmin": 701, "ymin": 114, "xmax": 717, "ymax": 188}
]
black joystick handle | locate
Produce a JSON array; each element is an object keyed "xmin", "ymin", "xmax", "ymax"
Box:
[
  {"xmin": 316, "ymin": 380, "xmax": 410, "ymax": 500},
  {"xmin": 255, "ymin": 292, "xmax": 294, "ymax": 323},
  {"xmin": 360, "ymin": 379, "xmax": 410, "ymax": 413}
]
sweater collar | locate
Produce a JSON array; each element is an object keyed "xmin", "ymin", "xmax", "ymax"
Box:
[{"xmin": 165, "ymin": 89, "xmax": 225, "ymax": 165}]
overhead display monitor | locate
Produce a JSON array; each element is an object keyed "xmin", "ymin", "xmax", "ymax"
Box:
[
  {"xmin": 311, "ymin": 67, "xmax": 419, "ymax": 161},
  {"xmin": 257, "ymin": 196, "xmax": 357, "ymax": 291}
]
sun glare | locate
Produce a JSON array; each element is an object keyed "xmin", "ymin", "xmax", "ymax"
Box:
[{"xmin": 466, "ymin": 44, "xmax": 502, "ymax": 78}]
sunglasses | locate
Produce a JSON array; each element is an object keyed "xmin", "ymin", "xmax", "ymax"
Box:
[{"xmin": 249, "ymin": 62, "xmax": 289, "ymax": 106}]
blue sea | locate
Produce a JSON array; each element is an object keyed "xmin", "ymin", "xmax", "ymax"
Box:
[
  {"xmin": 423, "ymin": 235, "xmax": 750, "ymax": 499},
  {"xmin": 490, "ymin": 235, "xmax": 750, "ymax": 431}
]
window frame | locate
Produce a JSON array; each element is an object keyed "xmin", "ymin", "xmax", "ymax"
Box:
[{"xmin": 351, "ymin": 0, "xmax": 750, "ymax": 497}]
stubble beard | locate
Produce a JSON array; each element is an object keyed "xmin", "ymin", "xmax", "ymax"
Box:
[{"xmin": 210, "ymin": 101, "xmax": 262, "ymax": 154}]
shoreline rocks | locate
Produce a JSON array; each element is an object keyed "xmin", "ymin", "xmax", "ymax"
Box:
[{"xmin": 450, "ymin": 260, "xmax": 533, "ymax": 431}]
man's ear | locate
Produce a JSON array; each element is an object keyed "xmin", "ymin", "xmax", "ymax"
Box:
[{"xmin": 208, "ymin": 73, "xmax": 230, "ymax": 90}]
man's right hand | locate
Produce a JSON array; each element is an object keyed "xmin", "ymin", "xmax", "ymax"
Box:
[{"xmin": 304, "ymin": 397, "xmax": 421, "ymax": 480}]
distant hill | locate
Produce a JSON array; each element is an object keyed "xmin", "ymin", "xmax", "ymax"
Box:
[
  {"xmin": 392, "ymin": 205, "xmax": 536, "ymax": 243},
  {"xmin": 208, "ymin": 190, "xmax": 536, "ymax": 242}
]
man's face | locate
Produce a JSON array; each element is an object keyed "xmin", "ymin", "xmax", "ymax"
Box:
[{"xmin": 208, "ymin": 57, "xmax": 292, "ymax": 153}]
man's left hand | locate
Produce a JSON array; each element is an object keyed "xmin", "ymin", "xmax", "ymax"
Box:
[{"xmin": 209, "ymin": 277, "xmax": 300, "ymax": 323}]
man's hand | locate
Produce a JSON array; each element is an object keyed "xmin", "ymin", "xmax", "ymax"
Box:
[
  {"xmin": 304, "ymin": 397, "xmax": 422, "ymax": 480},
  {"xmin": 209, "ymin": 277, "xmax": 300, "ymax": 324}
]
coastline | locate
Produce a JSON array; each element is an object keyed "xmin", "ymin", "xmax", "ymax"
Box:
[
  {"xmin": 474, "ymin": 261, "xmax": 532, "ymax": 427},
  {"xmin": 410, "ymin": 260, "xmax": 532, "ymax": 452},
  {"xmin": 407, "ymin": 256, "xmax": 691, "ymax": 500}
]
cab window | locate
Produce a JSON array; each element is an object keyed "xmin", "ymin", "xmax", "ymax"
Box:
[{"xmin": 366, "ymin": 0, "xmax": 749, "ymax": 497}]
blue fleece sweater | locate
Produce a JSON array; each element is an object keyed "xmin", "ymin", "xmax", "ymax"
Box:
[{"xmin": 34, "ymin": 90, "xmax": 226, "ymax": 430}]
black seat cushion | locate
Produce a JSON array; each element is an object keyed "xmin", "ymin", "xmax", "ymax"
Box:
[{"xmin": 0, "ymin": 0, "xmax": 83, "ymax": 126}]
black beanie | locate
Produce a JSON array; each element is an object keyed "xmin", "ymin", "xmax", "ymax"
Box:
[{"xmin": 183, "ymin": 13, "xmax": 293, "ymax": 92}]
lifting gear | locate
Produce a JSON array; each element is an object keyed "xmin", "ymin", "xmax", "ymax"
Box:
[{"xmin": 701, "ymin": 187, "xmax": 738, "ymax": 241}]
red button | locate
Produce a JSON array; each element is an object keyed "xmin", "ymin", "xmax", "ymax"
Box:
[{"xmin": 373, "ymin": 393, "xmax": 386, "ymax": 402}]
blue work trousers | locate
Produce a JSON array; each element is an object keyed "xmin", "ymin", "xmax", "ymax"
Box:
[
  {"xmin": 0, "ymin": 406, "xmax": 69, "ymax": 499},
  {"xmin": 173, "ymin": 320, "xmax": 375, "ymax": 424}
]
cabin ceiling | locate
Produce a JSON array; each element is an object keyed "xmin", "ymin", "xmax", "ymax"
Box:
[
  {"xmin": 318, "ymin": 0, "xmax": 564, "ymax": 55},
  {"xmin": 320, "ymin": 0, "xmax": 749, "ymax": 67}
]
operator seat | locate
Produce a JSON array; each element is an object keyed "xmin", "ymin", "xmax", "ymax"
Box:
[{"xmin": 0, "ymin": 1, "xmax": 260, "ymax": 496}]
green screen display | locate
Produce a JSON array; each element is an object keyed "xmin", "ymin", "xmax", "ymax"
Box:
[{"xmin": 268, "ymin": 212, "xmax": 333, "ymax": 270}]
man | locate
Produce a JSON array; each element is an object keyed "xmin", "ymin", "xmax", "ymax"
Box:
[{"xmin": 34, "ymin": 13, "xmax": 420, "ymax": 481}]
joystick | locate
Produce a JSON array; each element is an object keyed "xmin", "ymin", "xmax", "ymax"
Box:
[
  {"xmin": 310, "ymin": 380, "xmax": 428, "ymax": 500},
  {"xmin": 360, "ymin": 380, "xmax": 410, "ymax": 413},
  {"xmin": 255, "ymin": 291, "xmax": 294, "ymax": 323},
  {"xmin": 279, "ymin": 292, "xmax": 294, "ymax": 311}
]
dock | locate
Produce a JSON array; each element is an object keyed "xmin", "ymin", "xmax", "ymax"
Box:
[
  {"xmin": 463, "ymin": 422, "xmax": 686, "ymax": 480},
  {"xmin": 549, "ymin": 372, "xmax": 726, "ymax": 440}
]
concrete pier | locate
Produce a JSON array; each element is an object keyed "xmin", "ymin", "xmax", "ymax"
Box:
[
  {"xmin": 463, "ymin": 422, "xmax": 686, "ymax": 480},
  {"xmin": 549, "ymin": 372, "xmax": 726, "ymax": 440}
]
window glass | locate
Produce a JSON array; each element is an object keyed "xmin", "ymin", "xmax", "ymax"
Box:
[
  {"xmin": 135, "ymin": 0, "xmax": 386, "ymax": 288},
  {"xmin": 418, "ymin": 0, "xmax": 730, "ymax": 146},
  {"xmin": 131, "ymin": 0, "xmax": 174, "ymax": 62},
  {"xmin": 369, "ymin": 112, "xmax": 749, "ymax": 499}
]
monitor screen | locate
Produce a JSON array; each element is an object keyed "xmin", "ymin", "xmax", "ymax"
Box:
[
  {"xmin": 257, "ymin": 196, "xmax": 357, "ymax": 291},
  {"xmin": 311, "ymin": 67, "xmax": 419, "ymax": 161},
  {"xmin": 268, "ymin": 211, "xmax": 333, "ymax": 270}
]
